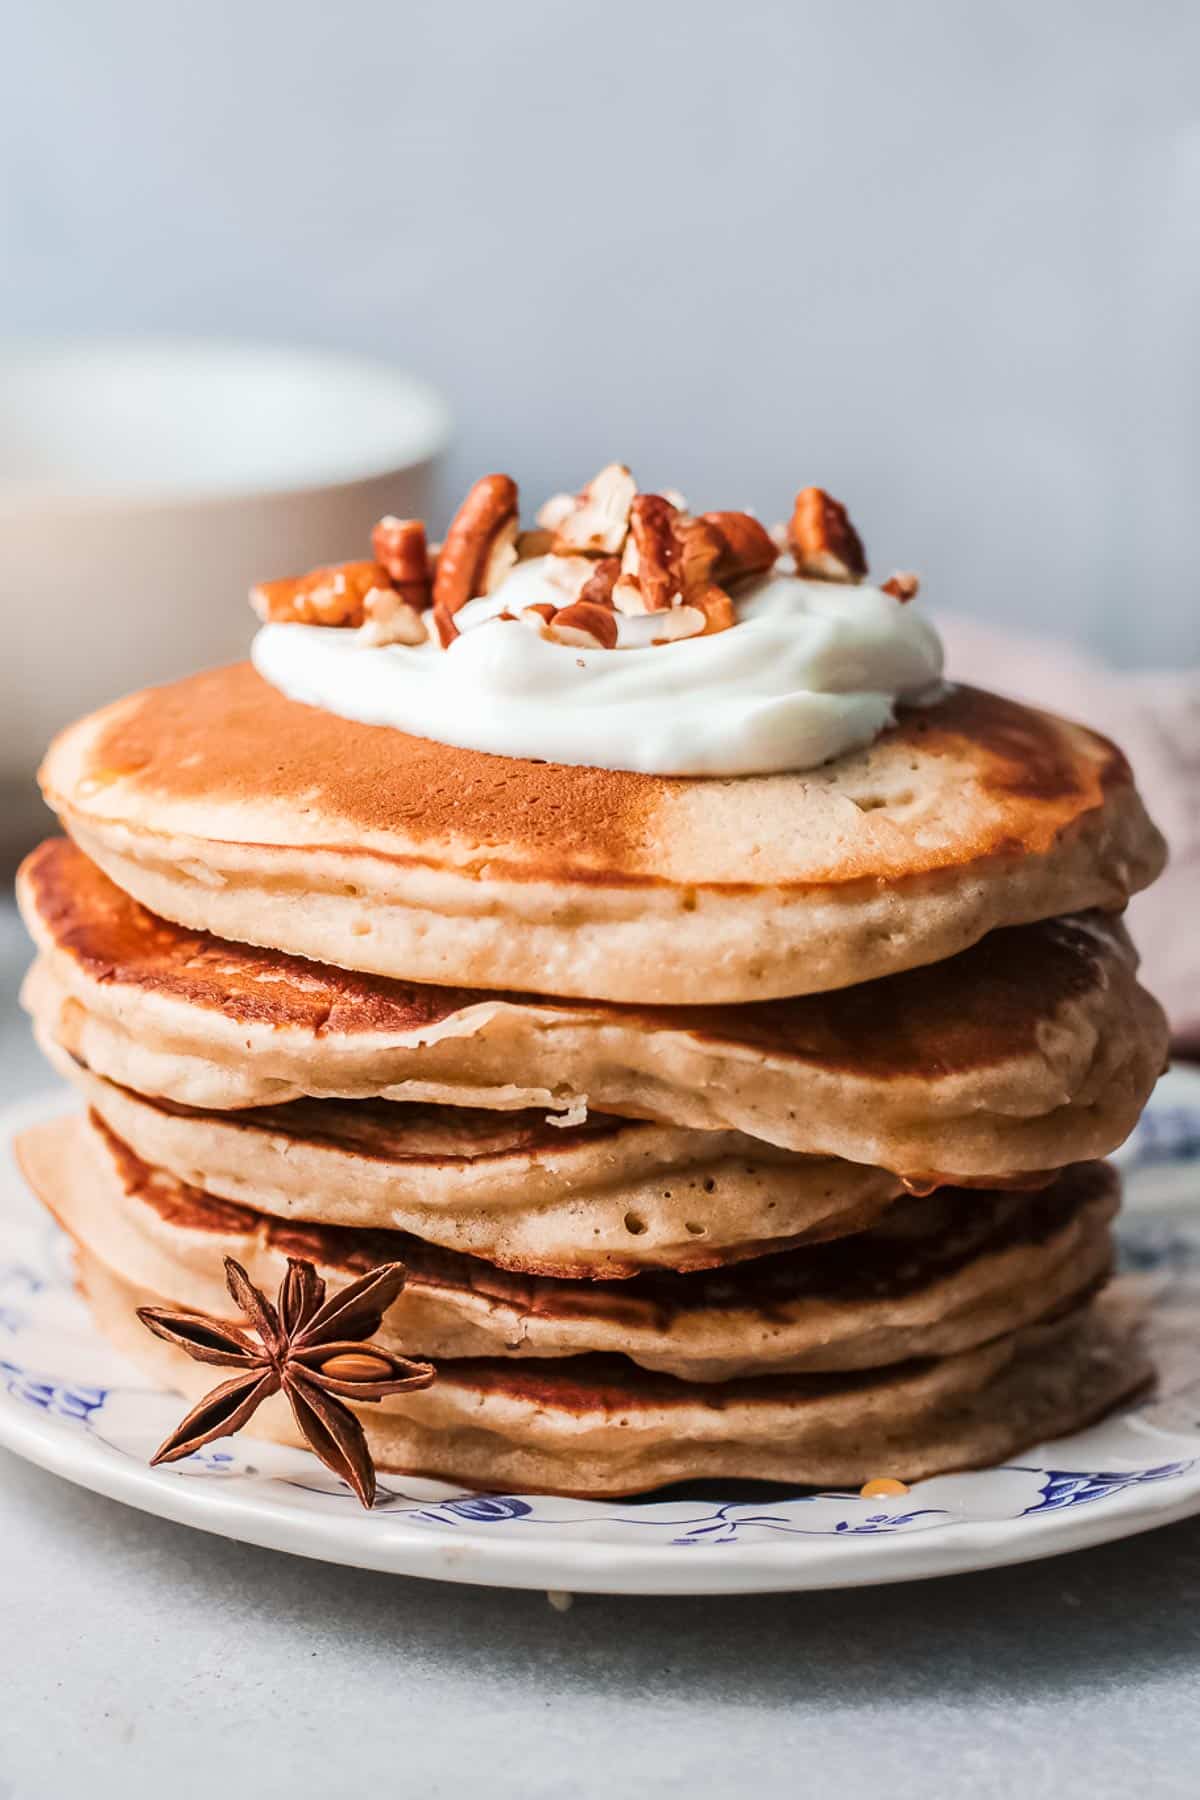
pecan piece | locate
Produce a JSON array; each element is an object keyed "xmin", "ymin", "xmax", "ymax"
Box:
[
  {"xmin": 545, "ymin": 462, "xmax": 637, "ymax": 557},
  {"xmin": 674, "ymin": 515, "xmax": 724, "ymax": 596},
  {"xmin": 250, "ymin": 561, "xmax": 391, "ymax": 628},
  {"xmin": 695, "ymin": 587, "xmax": 736, "ymax": 635},
  {"xmin": 432, "ymin": 474, "xmax": 520, "ymax": 616},
  {"xmin": 520, "ymin": 602, "xmax": 558, "ymax": 632},
  {"xmin": 701, "ymin": 512, "xmax": 778, "ymax": 585},
  {"xmin": 628, "ymin": 604, "xmax": 706, "ymax": 645},
  {"xmin": 426, "ymin": 603, "xmax": 459, "ymax": 648},
  {"xmin": 620, "ymin": 494, "xmax": 678, "ymax": 612},
  {"xmin": 371, "ymin": 517, "xmax": 432, "ymax": 609},
  {"xmin": 613, "ymin": 591, "xmax": 730, "ymax": 645},
  {"xmin": 615, "ymin": 499, "xmax": 724, "ymax": 616},
  {"xmin": 547, "ymin": 601, "xmax": 619, "ymax": 649},
  {"xmin": 517, "ymin": 527, "xmax": 555, "ymax": 561},
  {"xmin": 358, "ymin": 586, "xmax": 426, "ymax": 647},
  {"xmin": 788, "ymin": 488, "xmax": 867, "ymax": 582},
  {"xmin": 535, "ymin": 492, "xmax": 576, "ymax": 532},
  {"xmin": 538, "ymin": 464, "xmax": 636, "ymax": 556},
  {"xmin": 577, "ymin": 556, "xmax": 621, "ymax": 609},
  {"xmin": 614, "ymin": 495, "xmax": 678, "ymax": 613},
  {"xmin": 881, "ymin": 571, "xmax": 921, "ymax": 602}
]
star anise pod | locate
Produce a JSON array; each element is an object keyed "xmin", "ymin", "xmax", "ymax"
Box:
[{"xmin": 137, "ymin": 1256, "xmax": 436, "ymax": 1507}]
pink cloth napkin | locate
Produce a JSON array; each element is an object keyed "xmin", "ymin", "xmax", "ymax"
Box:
[{"xmin": 936, "ymin": 615, "xmax": 1200, "ymax": 1049}]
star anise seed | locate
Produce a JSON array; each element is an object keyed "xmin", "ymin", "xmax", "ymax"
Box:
[{"xmin": 137, "ymin": 1255, "xmax": 436, "ymax": 1507}]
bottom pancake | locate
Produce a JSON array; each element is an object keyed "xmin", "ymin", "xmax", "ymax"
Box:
[
  {"xmin": 76, "ymin": 1246, "xmax": 1149, "ymax": 1495},
  {"xmin": 21, "ymin": 1112, "xmax": 1120, "ymax": 1382}
]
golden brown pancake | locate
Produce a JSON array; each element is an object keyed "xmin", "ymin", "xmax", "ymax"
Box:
[
  {"xmin": 19, "ymin": 1113, "xmax": 1118, "ymax": 1382},
  {"xmin": 44, "ymin": 1049, "xmax": 905, "ymax": 1277},
  {"xmin": 22, "ymin": 838, "xmax": 1169, "ymax": 1177},
  {"xmin": 76, "ymin": 1243, "xmax": 1151, "ymax": 1494},
  {"xmin": 39, "ymin": 663, "xmax": 1165, "ymax": 1004}
]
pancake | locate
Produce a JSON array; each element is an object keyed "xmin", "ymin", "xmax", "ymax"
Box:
[
  {"xmin": 39, "ymin": 663, "xmax": 1165, "ymax": 1005},
  {"xmin": 75, "ymin": 1242, "xmax": 1150, "ymax": 1494},
  {"xmin": 44, "ymin": 1051, "xmax": 904, "ymax": 1276},
  {"xmin": 19, "ymin": 1114, "xmax": 1118, "ymax": 1382},
  {"xmin": 21, "ymin": 839, "xmax": 1169, "ymax": 1177}
]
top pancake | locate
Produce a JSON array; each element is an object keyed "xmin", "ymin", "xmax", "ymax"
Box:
[{"xmin": 40, "ymin": 662, "xmax": 1164, "ymax": 1004}]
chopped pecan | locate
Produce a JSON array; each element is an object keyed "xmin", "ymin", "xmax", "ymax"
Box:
[
  {"xmin": 358, "ymin": 586, "xmax": 426, "ymax": 647},
  {"xmin": 614, "ymin": 594, "xmax": 728, "ymax": 645},
  {"xmin": 577, "ymin": 556, "xmax": 621, "ymax": 609},
  {"xmin": 615, "ymin": 498, "xmax": 725, "ymax": 616},
  {"xmin": 517, "ymin": 527, "xmax": 555, "ymax": 561},
  {"xmin": 642, "ymin": 605, "xmax": 706, "ymax": 644},
  {"xmin": 674, "ymin": 515, "xmax": 724, "ymax": 594},
  {"xmin": 426, "ymin": 603, "xmax": 459, "ymax": 648},
  {"xmin": 701, "ymin": 512, "xmax": 778, "ymax": 585},
  {"xmin": 619, "ymin": 494, "xmax": 677, "ymax": 612},
  {"xmin": 535, "ymin": 491, "xmax": 577, "ymax": 532},
  {"xmin": 696, "ymin": 588, "xmax": 736, "ymax": 634},
  {"xmin": 881, "ymin": 571, "xmax": 921, "ymax": 602},
  {"xmin": 615, "ymin": 495, "xmax": 679, "ymax": 613},
  {"xmin": 520, "ymin": 602, "xmax": 558, "ymax": 631},
  {"xmin": 611, "ymin": 577, "xmax": 646, "ymax": 615},
  {"xmin": 370, "ymin": 517, "xmax": 432, "ymax": 609},
  {"xmin": 545, "ymin": 463, "xmax": 637, "ymax": 556},
  {"xmin": 788, "ymin": 488, "xmax": 867, "ymax": 582},
  {"xmin": 250, "ymin": 561, "xmax": 391, "ymax": 628},
  {"xmin": 547, "ymin": 601, "xmax": 619, "ymax": 649},
  {"xmin": 433, "ymin": 474, "xmax": 520, "ymax": 615}
]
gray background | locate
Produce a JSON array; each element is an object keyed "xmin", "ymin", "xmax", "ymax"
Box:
[{"xmin": 4, "ymin": 0, "xmax": 1199, "ymax": 664}]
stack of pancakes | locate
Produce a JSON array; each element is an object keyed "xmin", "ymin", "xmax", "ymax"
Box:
[{"xmin": 16, "ymin": 664, "xmax": 1169, "ymax": 1495}]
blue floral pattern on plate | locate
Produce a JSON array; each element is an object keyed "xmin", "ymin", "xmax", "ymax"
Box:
[{"xmin": 2, "ymin": 1079, "xmax": 1200, "ymax": 1589}]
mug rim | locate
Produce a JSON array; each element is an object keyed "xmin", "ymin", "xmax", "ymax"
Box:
[{"xmin": 0, "ymin": 335, "xmax": 453, "ymax": 513}]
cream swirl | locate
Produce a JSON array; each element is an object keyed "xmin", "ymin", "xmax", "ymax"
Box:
[{"xmin": 251, "ymin": 558, "xmax": 944, "ymax": 776}]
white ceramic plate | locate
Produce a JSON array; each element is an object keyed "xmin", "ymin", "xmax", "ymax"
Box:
[{"xmin": 3, "ymin": 1077, "xmax": 1200, "ymax": 1596}]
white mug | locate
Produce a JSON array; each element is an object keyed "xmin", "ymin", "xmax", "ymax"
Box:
[{"xmin": 2, "ymin": 338, "xmax": 451, "ymax": 856}]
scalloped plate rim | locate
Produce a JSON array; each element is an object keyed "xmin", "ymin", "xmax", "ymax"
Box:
[{"xmin": 3, "ymin": 1078, "xmax": 1200, "ymax": 1596}]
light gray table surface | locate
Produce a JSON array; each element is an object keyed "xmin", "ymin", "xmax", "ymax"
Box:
[{"xmin": 1, "ymin": 898, "xmax": 1198, "ymax": 1800}]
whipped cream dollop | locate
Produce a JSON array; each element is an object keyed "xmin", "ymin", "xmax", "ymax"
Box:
[{"xmin": 252, "ymin": 557, "xmax": 945, "ymax": 777}]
